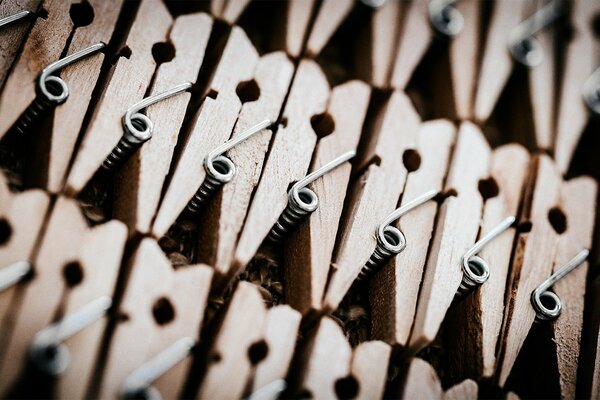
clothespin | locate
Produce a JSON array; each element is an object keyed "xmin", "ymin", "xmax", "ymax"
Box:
[
  {"xmin": 210, "ymin": 0, "xmax": 251, "ymax": 24},
  {"xmin": 151, "ymin": 27, "xmax": 263, "ymax": 239},
  {"xmin": 351, "ymin": 340, "xmax": 391, "ymax": 400},
  {"xmin": 96, "ymin": 238, "xmax": 213, "ymax": 399},
  {"xmin": 0, "ymin": 197, "xmax": 127, "ymax": 398},
  {"xmin": 231, "ymin": 60, "xmax": 330, "ymax": 275},
  {"xmin": 0, "ymin": 2, "xmax": 38, "ymax": 88},
  {"xmin": 0, "ymin": 172, "xmax": 49, "ymax": 343},
  {"xmin": 305, "ymin": 0, "xmax": 354, "ymax": 57},
  {"xmin": 409, "ymin": 121, "xmax": 491, "ymax": 351},
  {"xmin": 554, "ymin": 0, "xmax": 600, "ymax": 174},
  {"xmin": 370, "ymin": 119, "xmax": 456, "ymax": 346},
  {"xmin": 445, "ymin": 144, "xmax": 530, "ymax": 380},
  {"xmin": 400, "ymin": 358, "xmax": 478, "ymax": 400},
  {"xmin": 282, "ymin": 80, "xmax": 370, "ymax": 314},
  {"xmin": 323, "ymin": 90, "xmax": 421, "ymax": 312},
  {"xmin": 474, "ymin": 0, "xmax": 563, "ymax": 150},
  {"xmin": 277, "ymin": 0, "xmax": 318, "ymax": 58},
  {"xmin": 495, "ymin": 154, "xmax": 563, "ymax": 386},
  {"xmin": 0, "ymin": 0, "xmax": 122, "ymax": 191},
  {"xmin": 111, "ymin": 13, "xmax": 213, "ymax": 235},
  {"xmin": 65, "ymin": 0, "xmax": 175, "ymax": 194},
  {"xmin": 188, "ymin": 52, "xmax": 294, "ymax": 282}
]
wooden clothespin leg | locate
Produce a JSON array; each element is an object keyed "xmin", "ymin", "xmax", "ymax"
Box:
[
  {"xmin": 96, "ymin": 238, "xmax": 213, "ymax": 399},
  {"xmin": 0, "ymin": 197, "xmax": 127, "ymax": 399},
  {"xmin": 445, "ymin": 144, "xmax": 530, "ymax": 380},
  {"xmin": 408, "ymin": 121, "xmax": 490, "ymax": 352},
  {"xmin": 305, "ymin": 0, "xmax": 354, "ymax": 58},
  {"xmin": 370, "ymin": 119, "xmax": 455, "ymax": 347}
]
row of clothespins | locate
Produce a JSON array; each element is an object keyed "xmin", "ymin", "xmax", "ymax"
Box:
[{"xmin": 0, "ymin": 0, "xmax": 599, "ymax": 399}]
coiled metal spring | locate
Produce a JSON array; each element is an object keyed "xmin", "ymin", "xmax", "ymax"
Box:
[
  {"xmin": 356, "ymin": 190, "xmax": 438, "ymax": 282},
  {"xmin": 531, "ymin": 249, "xmax": 588, "ymax": 322},
  {"xmin": 11, "ymin": 43, "xmax": 105, "ymax": 135},
  {"xmin": 186, "ymin": 120, "xmax": 272, "ymax": 214},
  {"xmin": 101, "ymin": 83, "xmax": 192, "ymax": 173},
  {"xmin": 428, "ymin": 0, "xmax": 464, "ymax": 38},
  {"xmin": 454, "ymin": 216, "xmax": 515, "ymax": 301},
  {"xmin": 268, "ymin": 150, "xmax": 355, "ymax": 243}
]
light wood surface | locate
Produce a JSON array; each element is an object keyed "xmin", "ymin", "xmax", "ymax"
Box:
[
  {"xmin": 401, "ymin": 357, "xmax": 478, "ymax": 400},
  {"xmin": 370, "ymin": 0, "xmax": 402, "ymax": 88},
  {"xmin": 324, "ymin": 91, "xmax": 420, "ymax": 312},
  {"xmin": 66, "ymin": 0, "xmax": 173, "ymax": 194},
  {"xmin": 370, "ymin": 119, "xmax": 455, "ymax": 346},
  {"xmin": 305, "ymin": 0, "xmax": 353, "ymax": 57},
  {"xmin": 284, "ymin": 0, "xmax": 316, "ymax": 58},
  {"xmin": 112, "ymin": 13, "xmax": 212, "ymax": 235},
  {"xmin": 284, "ymin": 80, "xmax": 370, "ymax": 314},
  {"xmin": 152, "ymin": 26, "xmax": 259, "ymax": 238},
  {"xmin": 409, "ymin": 121, "xmax": 490, "ymax": 351},
  {"xmin": 351, "ymin": 340, "xmax": 391, "ymax": 400},
  {"xmin": 97, "ymin": 238, "xmax": 213, "ymax": 399}
]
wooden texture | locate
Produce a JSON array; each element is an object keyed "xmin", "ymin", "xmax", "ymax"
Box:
[
  {"xmin": 295, "ymin": 317, "xmax": 352, "ymax": 399},
  {"xmin": 370, "ymin": 119, "xmax": 455, "ymax": 346},
  {"xmin": 554, "ymin": 0, "xmax": 600, "ymax": 173},
  {"xmin": 409, "ymin": 121, "xmax": 490, "ymax": 351},
  {"xmin": 390, "ymin": 0, "xmax": 431, "ymax": 89},
  {"xmin": 369, "ymin": 0, "xmax": 402, "ymax": 88},
  {"xmin": 351, "ymin": 340, "xmax": 391, "ymax": 400},
  {"xmin": 284, "ymin": 0, "xmax": 316, "ymax": 58},
  {"xmin": 0, "ymin": 0, "xmax": 39, "ymax": 90},
  {"xmin": 496, "ymin": 155, "xmax": 562, "ymax": 386},
  {"xmin": 473, "ymin": 0, "xmax": 524, "ymax": 123},
  {"xmin": 97, "ymin": 239, "xmax": 213, "ymax": 399},
  {"xmin": 447, "ymin": 144, "xmax": 530, "ymax": 379},
  {"xmin": 113, "ymin": 13, "xmax": 212, "ymax": 234},
  {"xmin": 233, "ymin": 60, "xmax": 329, "ymax": 270},
  {"xmin": 305, "ymin": 0, "xmax": 353, "ymax": 57},
  {"xmin": 323, "ymin": 91, "xmax": 420, "ymax": 312},
  {"xmin": 0, "ymin": 197, "xmax": 127, "ymax": 398},
  {"xmin": 552, "ymin": 177, "xmax": 597, "ymax": 399},
  {"xmin": 284, "ymin": 80, "xmax": 370, "ymax": 314},
  {"xmin": 196, "ymin": 52, "xmax": 294, "ymax": 282},
  {"xmin": 198, "ymin": 282, "xmax": 267, "ymax": 399},
  {"xmin": 0, "ymin": 173, "xmax": 49, "ymax": 347},
  {"xmin": 152, "ymin": 27, "xmax": 259, "ymax": 238},
  {"xmin": 251, "ymin": 305, "xmax": 302, "ymax": 392},
  {"xmin": 66, "ymin": 0, "xmax": 172, "ymax": 193},
  {"xmin": 401, "ymin": 358, "xmax": 478, "ymax": 400}
]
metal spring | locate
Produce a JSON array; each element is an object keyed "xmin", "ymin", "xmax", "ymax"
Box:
[
  {"xmin": 428, "ymin": 0, "xmax": 464, "ymax": 38},
  {"xmin": 531, "ymin": 249, "xmax": 588, "ymax": 322},
  {"xmin": 356, "ymin": 225, "xmax": 406, "ymax": 281},
  {"xmin": 268, "ymin": 187, "xmax": 318, "ymax": 243},
  {"xmin": 583, "ymin": 67, "xmax": 600, "ymax": 117},
  {"xmin": 186, "ymin": 156, "xmax": 235, "ymax": 214}
]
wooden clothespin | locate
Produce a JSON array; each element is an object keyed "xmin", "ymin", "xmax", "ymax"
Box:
[
  {"xmin": 474, "ymin": 0, "xmax": 561, "ymax": 150},
  {"xmin": 198, "ymin": 282, "xmax": 268, "ymax": 399},
  {"xmin": 65, "ymin": 0, "xmax": 174, "ymax": 194},
  {"xmin": 231, "ymin": 59, "xmax": 330, "ymax": 274},
  {"xmin": 0, "ymin": 0, "xmax": 122, "ymax": 191},
  {"xmin": 351, "ymin": 340, "xmax": 391, "ymax": 400},
  {"xmin": 190, "ymin": 52, "xmax": 294, "ymax": 282},
  {"xmin": 151, "ymin": 26, "xmax": 261, "ymax": 239},
  {"xmin": 210, "ymin": 0, "xmax": 251, "ymax": 24},
  {"xmin": 554, "ymin": 0, "xmax": 600, "ymax": 174},
  {"xmin": 0, "ymin": 0, "xmax": 39, "ymax": 89},
  {"xmin": 370, "ymin": 119, "xmax": 456, "ymax": 346},
  {"xmin": 111, "ymin": 12, "xmax": 213, "ymax": 235},
  {"xmin": 446, "ymin": 144, "xmax": 530, "ymax": 379},
  {"xmin": 409, "ymin": 121, "xmax": 491, "ymax": 351},
  {"xmin": 277, "ymin": 0, "xmax": 317, "ymax": 58},
  {"xmin": 97, "ymin": 238, "xmax": 213, "ymax": 399},
  {"xmin": 323, "ymin": 90, "xmax": 421, "ymax": 312},
  {"xmin": 495, "ymin": 154, "xmax": 563, "ymax": 386},
  {"xmin": 283, "ymin": 80, "xmax": 370, "ymax": 314},
  {"xmin": 0, "ymin": 196, "xmax": 127, "ymax": 399},
  {"xmin": 294, "ymin": 317, "xmax": 353, "ymax": 399},
  {"xmin": 400, "ymin": 358, "xmax": 478, "ymax": 400},
  {"xmin": 250, "ymin": 305, "xmax": 302, "ymax": 393},
  {"xmin": 0, "ymin": 172, "xmax": 50, "ymax": 341},
  {"xmin": 305, "ymin": 0, "xmax": 354, "ymax": 57}
]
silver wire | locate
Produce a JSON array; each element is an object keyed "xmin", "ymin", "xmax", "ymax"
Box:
[
  {"xmin": 0, "ymin": 10, "xmax": 32, "ymax": 29},
  {"xmin": 429, "ymin": 0, "xmax": 464, "ymax": 38},
  {"xmin": 583, "ymin": 66, "xmax": 600, "ymax": 117},
  {"xmin": 531, "ymin": 249, "xmax": 589, "ymax": 322},
  {"xmin": 0, "ymin": 260, "xmax": 31, "ymax": 292}
]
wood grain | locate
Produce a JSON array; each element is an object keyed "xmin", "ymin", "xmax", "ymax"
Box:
[
  {"xmin": 97, "ymin": 239, "xmax": 213, "ymax": 399},
  {"xmin": 152, "ymin": 27, "xmax": 259, "ymax": 238},
  {"xmin": 112, "ymin": 13, "xmax": 212, "ymax": 235},
  {"xmin": 370, "ymin": 119, "xmax": 455, "ymax": 346},
  {"xmin": 284, "ymin": 80, "xmax": 370, "ymax": 314},
  {"xmin": 323, "ymin": 91, "xmax": 420, "ymax": 312},
  {"xmin": 409, "ymin": 121, "xmax": 490, "ymax": 351}
]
